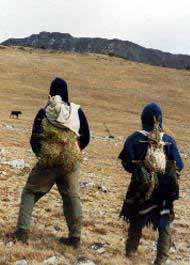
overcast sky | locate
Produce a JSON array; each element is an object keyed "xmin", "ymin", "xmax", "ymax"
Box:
[{"xmin": 1, "ymin": 0, "xmax": 190, "ymax": 54}]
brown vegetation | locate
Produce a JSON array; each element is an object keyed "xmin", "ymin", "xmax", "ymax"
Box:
[{"xmin": 0, "ymin": 46, "xmax": 189, "ymax": 264}]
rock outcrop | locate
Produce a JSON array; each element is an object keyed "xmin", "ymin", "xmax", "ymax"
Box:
[{"xmin": 2, "ymin": 31, "xmax": 190, "ymax": 69}]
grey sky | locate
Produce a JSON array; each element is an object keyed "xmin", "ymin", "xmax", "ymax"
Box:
[{"xmin": 1, "ymin": 0, "xmax": 190, "ymax": 54}]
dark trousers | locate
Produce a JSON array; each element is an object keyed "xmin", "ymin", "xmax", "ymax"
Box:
[{"xmin": 126, "ymin": 219, "xmax": 171, "ymax": 264}]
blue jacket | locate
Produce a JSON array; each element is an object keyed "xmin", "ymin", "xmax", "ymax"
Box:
[
  {"xmin": 119, "ymin": 131, "xmax": 184, "ymax": 173},
  {"xmin": 119, "ymin": 103, "xmax": 184, "ymax": 173}
]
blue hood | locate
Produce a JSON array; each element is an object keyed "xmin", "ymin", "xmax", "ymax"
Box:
[{"xmin": 141, "ymin": 103, "xmax": 162, "ymax": 131}]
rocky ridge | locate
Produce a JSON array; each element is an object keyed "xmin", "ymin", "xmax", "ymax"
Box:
[{"xmin": 2, "ymin": 31, "xmax": 190, "ymax": 70}]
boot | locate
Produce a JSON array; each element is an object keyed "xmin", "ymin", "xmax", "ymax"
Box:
[
  {"xmin": 154, "ymin": 226, "xmax": 171, "ymax": 265},
  {"xmin": 154, "ymin": 259, "xmax": 167, "ymax": 265},
  {"xmin": 125, "ymin": 222, "xmax": 142, "ymax": 257},
  {"xmin": 125, "ymin": 247, "xmax": 138, "ymax": 257},
  {"xmin": 8, "ymin": 228, "xmax": 29, "ymax": 244},
  {"xmin": 59, "ymin": 236, "xmax": 81, "ymax": 249}
]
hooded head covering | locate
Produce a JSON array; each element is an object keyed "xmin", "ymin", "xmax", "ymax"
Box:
[
  {"xmin": 141, "ymin": 103, "xmax": 162, "ymax": 131},
  {"xmin": 49, "ymin": 77, "xmax": 69, "ymax": 103}
]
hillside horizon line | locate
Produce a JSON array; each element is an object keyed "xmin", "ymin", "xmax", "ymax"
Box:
[{"xmin": 2, "ymin": 31, "xmax": 190, "ymax": 70}]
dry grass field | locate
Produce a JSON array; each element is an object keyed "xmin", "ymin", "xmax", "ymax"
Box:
[{"xmin": 0, "ymin": 46, "xmax": 189, "ymax": 264}]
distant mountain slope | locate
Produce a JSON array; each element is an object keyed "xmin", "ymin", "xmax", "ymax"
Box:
[{"xmin": 2, "ymin": 31, "xmax": 190, "ymax": 69}]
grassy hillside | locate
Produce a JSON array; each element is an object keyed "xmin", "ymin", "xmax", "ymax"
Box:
[{"xmin": 0, "ymin": 46, "xmax": 189, "ymax": 264}]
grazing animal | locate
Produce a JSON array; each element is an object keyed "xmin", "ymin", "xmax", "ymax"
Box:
[{"xmin": 10, "ymin": 111, "xmax": 22, "ymax": 119}]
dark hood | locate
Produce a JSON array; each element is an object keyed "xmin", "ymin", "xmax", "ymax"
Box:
[
  {"xmin": 141, "ymin": 103, "xmax": 162, "ymax": 131},
  {"xmin": 49, "ymin": 77, "xmax": 69, "ymax": 103}
]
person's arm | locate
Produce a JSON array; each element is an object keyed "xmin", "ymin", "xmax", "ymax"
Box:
[
  {"xmin": 78, "ymin": 108, "xmax": 90, "ymax": 150},
  {"xmin": 170, "ymin": 138, "xmax": 184, "ymax": 172},
  {"xmin": 118, "ymin": 135, "xmax": 136, "ymax": 173},
  {"xmin": 164, "ymin": 135, "xmax": 184, "ymax": 173},
  {"xmin": 30, "ymin": 109, "xmax": 46, "ymax": 156}
]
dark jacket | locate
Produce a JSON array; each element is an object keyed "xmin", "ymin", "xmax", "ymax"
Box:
[
  {"xmin": 119, "ymin": 131, "xmax": 184, "ymax": 173},
  {"xmin": 31, "ymin": 77, "xmax": 90, "ymax": 155},
  {"xmin": 119, "ymin": 103, "xmax": 184, "ymax": 172},
  {"xmin": 30, "ymin": 107, "xmax": 90, "ymax": 155},
  {"xmin": 119, "ymin": 103, "xmax": 184, "ymax": 225}
]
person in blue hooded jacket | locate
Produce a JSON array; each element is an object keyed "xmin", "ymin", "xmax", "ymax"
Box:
[{"xmin": 119, "ymin": 103, "xmax": 183, "ymax": 265}]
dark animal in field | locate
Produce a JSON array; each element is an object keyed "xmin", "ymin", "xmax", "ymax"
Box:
[{"xmin": 10, "ymin": 111, "xmax": 22, "ymax": 119}]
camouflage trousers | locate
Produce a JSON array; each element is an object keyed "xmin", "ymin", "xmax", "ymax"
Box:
[
  {"xmin": 126, "ymin": 219, "xmax": 171, "ymax": 265},
  {"xmin": 17, "ymin": 162, "xmax": 82, "ymax": 238}
]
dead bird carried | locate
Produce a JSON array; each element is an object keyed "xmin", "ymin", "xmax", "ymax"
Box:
[{"xmin": 133, "ymin": 116, "xmax": 171, "ymax": 200}]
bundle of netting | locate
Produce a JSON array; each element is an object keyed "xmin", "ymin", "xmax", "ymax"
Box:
[{"xmin": 39, "ymin": 118, "xmax": 82, "ymax": 172}]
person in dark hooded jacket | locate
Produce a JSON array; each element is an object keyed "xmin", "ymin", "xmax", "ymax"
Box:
[
  {"xmin": 31, "ymin": 77, "xmax": 90, "ymax": 154},
  {"xmin": 119, "ymin": 103, "xmax": 183, "ymax": 265},
  {"xmin": 10, "ymin": 77, "xmax": 90, "ymax": 248}
]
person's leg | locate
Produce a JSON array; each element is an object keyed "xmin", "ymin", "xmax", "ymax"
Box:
[
  {"xmin": 125, "ymin": 219, "xmax": 143, "ymax": 256},
  {"xmin": 12, "ymin": 163, "xmax": 55, "ymax": 242},
  {"xmin": 56, "ymin": 163, "xmax": 82, "ymax": 248},
  {"xmin": 154, "ymin": 224, "xmax": 171, "ymax": 265}
]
